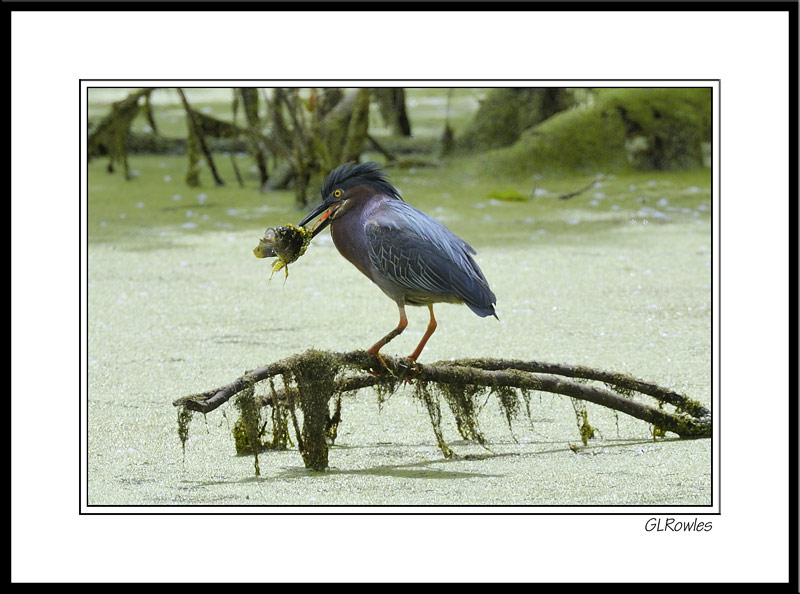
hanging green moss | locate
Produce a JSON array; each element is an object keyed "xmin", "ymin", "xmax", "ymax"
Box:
[
  {"xmin": 603, "ymin": 380, "xmax": 636, "ymax": 398},
  {"xmin": 267, "ymin": 378, "xmax": 291, "ymax": 450},
  {"xmin": 177, "ymin": 406, "xmax": 193, "ymax": 457},
  {"xmin": 231, "ymin": 416, "xmax": 251, "ymax": 455},
  {"xmin": 652, "ymin": 424, "xmax": 668, "ymax": 440},
  {"xmin": 651, "ymin": 401, "xmax": 669, "ymax": 440},
  {"xmin": 373, "ymin": 375, "xmax": 400, "ymax": 409},
  {"xmin": 413, "ymin": 382, "xmax": 456, "ymax": 459},
  {"xmin": 233, "ymin": 381, "xmax": 261, "ymax": 476},
  {"xmin": 285, "ymin": 349, "xmax": 341, "ymax": 471},
  {"xmin": 492, "ymin": 385, "xmax": 524, "ymax": 436},
  {"xmin": 232, "ymin": 382, "xmax": 293, "ymax": 456},
  {"xmin": 571, "ymin": 400, "xmax": 596, "ymax": 446},
  {"xmin": 439, "ymin": 382, "xmax": 487, "ymax": 444},
  {"xmin": 519, "ymin": 389, "xmax": 535, "ymax": 430}
]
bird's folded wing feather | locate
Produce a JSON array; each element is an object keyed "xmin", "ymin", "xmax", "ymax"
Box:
[{"xmin": 364, "ymin": 200, "xmax": 492, "ymax": 303}]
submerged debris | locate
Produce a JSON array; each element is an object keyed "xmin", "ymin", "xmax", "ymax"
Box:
[{"xmin": 253, "ymin": 224, "xmax": 313, "ymax": 279}]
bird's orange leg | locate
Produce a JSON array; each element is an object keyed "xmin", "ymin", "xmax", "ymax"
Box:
[
  {"xmin": 407, "ymin": 304, "xmax": 437, "ymax": 364},
  {"xmin": 366, "ymin": 304, "xmax": 408, "ymax": 373}
]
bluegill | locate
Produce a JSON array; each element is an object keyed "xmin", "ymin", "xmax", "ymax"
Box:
[{"xmin": 253, "ymin": 224, "xmax": 313, "ymax": 278}]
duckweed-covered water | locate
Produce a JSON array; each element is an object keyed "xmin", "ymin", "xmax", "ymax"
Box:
[{"xmin": 87, "ymin": 156, "xmax": 712, "ymax": 507}]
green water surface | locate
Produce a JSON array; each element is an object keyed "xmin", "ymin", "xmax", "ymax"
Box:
[{"xmin": 87, "ymin": 151, "xmax": 712, "ymax": 506}]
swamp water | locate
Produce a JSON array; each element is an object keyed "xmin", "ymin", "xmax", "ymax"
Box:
[{"xmin": 87, "ymin": 166, "xmax": 712, "ymax": 507}]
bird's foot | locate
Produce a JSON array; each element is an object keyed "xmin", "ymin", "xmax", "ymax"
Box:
[
  {"xmin": 398, "ymin": 357, "xmax": 422, "ymax": 384},
  {"xmin": 366, "ymin": 352, "xmax": 395, "ymax": 378},
  {"xmin": 364, "ymin": 352, "xmax": 422, "ymax": 383}
]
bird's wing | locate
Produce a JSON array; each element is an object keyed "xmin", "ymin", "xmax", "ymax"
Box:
[{"xmin": 364, "ymin": 200, "xmax": 496, "ymax": 314}]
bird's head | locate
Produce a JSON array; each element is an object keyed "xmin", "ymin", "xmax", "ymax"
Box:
[{"xmin": 298, "ymin": 162, "xmax": 402, "ymax": 238}]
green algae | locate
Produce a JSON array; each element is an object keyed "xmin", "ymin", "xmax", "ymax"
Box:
[{"xmin": 482, "ymin": 87, "xmax": 711, "ymax": 176}]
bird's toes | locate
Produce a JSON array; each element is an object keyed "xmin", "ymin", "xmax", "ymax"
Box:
[
  {"xmin": 366, "ymin": 352, "xmax": 395, "ymax": 378},
  {"xmin": 399, "ymin": 357, "xmax": 422, "ymax": 384}
]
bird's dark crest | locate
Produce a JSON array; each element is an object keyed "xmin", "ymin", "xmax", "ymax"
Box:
[{"xmin": 322, "ymin": 162, "xmax": 403, "ymax": 202}]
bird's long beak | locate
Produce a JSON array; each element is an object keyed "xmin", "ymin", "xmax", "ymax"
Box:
[{"xmin": 299, "ymin": 201, "xmax": 338, "ymax": 239}]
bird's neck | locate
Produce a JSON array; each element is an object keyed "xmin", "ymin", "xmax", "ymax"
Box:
[{"xmin": 330, "ymin": 194, "xmax": 389, "ymax": 280}]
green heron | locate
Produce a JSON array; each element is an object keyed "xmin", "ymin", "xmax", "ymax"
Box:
[{"xmin": 299, "ymin": 162, "xmax": 497, "ymax": 364}]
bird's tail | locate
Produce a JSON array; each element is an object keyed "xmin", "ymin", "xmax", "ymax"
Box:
[{"xmin": 464, "ymin": 296, "xmax": 498, "ymax": 319}]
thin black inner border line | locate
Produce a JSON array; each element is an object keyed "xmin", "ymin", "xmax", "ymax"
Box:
[{"xmin": 80, "ymin": 80, "xmax": 720, "ymax": 514}]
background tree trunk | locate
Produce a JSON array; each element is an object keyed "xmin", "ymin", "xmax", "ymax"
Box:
[
  {"xmin": 236, "ymin": 87, "xmax": 269, "ymax": 188},
  {"xmin": 373, "ymin": 87, "xmax": 412, "ymax": 136}
]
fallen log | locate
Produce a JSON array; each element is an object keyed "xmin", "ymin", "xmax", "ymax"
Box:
[{"xmin": 173, "ymin": 349, "xmax": 711, "ymax": 473}]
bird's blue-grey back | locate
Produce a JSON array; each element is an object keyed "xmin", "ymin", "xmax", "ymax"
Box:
[{"xmin": 365, "ymin": 199, "xmax": 497, "ymax": 318}]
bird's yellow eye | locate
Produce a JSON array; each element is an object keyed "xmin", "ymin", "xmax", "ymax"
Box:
[{"xmin": 333, "ymin": 189, "xmax": 343, "ymax": 199}]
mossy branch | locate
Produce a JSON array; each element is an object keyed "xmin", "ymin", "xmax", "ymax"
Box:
[
  {"xmin": 436, "ymin": 357, "xmax": 710, "ymax": 420},
  {"xmin": 173, "ymin": 349, "xmax": 710, "ymax": 472}
]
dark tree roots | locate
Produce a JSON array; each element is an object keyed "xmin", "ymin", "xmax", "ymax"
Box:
[{"xmin": 173, "ymin": 349, "xmax": 711, "ymax": 473}]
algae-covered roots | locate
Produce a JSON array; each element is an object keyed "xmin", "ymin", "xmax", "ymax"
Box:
[{"xmin": 253, "ymin": 224, "xmax": 313, "ymax": 278}]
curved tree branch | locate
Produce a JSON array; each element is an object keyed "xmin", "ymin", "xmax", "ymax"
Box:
[{"xmin": 173, "ymin": 349, "xmax": 710, "ymax": 442}]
